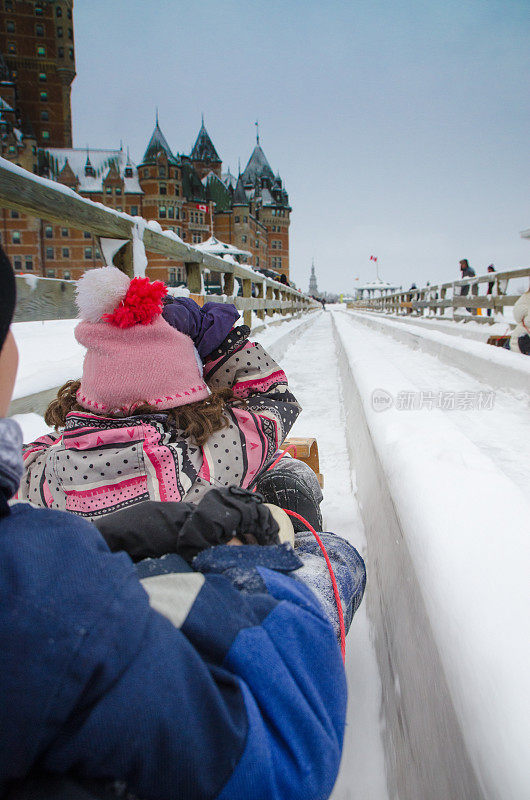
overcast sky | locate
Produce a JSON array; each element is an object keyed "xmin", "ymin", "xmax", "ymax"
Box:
[{"xmin": 72, "ymin": 0, "xmax": 529, "ymax": 293}]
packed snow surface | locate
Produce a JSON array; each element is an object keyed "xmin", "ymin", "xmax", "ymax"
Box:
[
  {"xmin": 12, "ymin": 319, "xmax": 83, "ymax": 399},
  {"xmin": 333, "ymin": 308, "xmax": 530, "ymax": 799},
  {"xmin": 260, "ymin": 312, "xmax": 389, "ymax": 800}
]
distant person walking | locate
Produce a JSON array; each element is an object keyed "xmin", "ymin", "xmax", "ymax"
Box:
[
  {"xmin": 486, "ymin": 264, "xmax": 496, "ymax": 317},
  {"xmin": 459, "ymin": 259, "xmax": 477, "ymax": 314}
]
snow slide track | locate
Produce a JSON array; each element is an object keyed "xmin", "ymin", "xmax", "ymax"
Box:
[
  {"xmin": 331, "ymin": 308, "xmax": 529, "ymax": 800},
  {"xmin": 348, "ymin": 310, "xmax": 530, "ymax": 394},
  {"xmin": 331, "ymin": 314, "xmax": 482, "ymax": 800}
]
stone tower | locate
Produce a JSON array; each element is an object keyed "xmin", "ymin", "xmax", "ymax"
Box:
[{"xmin": 309, "ymin": 260, "xmax": 319, "ymax": 294}]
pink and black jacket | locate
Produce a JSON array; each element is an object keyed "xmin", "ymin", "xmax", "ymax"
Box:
[{"xmin": 19, "ymin": 326, "xmax": 301, "ymax": 519}]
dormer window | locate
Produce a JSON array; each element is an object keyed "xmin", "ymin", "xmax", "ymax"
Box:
[
  {"xmin": 85, "ymin": 164, "xmax": 95, "ymax": 177},
  {"xmin": 124, "ymin": 166, "xmax": 133, "ymax": 178}
]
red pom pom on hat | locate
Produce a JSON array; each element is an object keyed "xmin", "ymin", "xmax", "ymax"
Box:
[{"xmin": 104, "ymin": 276, "xmax": 167, "ymax": 328}]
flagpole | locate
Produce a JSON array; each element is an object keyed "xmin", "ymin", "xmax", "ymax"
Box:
[{"xmin": 370, "ymin": 255, "xmax": 381, "ymax": 282}]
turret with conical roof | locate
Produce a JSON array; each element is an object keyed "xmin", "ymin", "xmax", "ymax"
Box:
[
  {"xmin": 190, "ymin": 118, "xmax": 222, "ymax": 179},
  {"xmin": 233, "ymin": 174, "xmax": 249, "ymax": 206},
  {"xmin": 141, "ymin": 115, "xmax": 178, "ymax": 165},
  {"xmin": 241, "ymin": 144, "xmax": 275, "ymax": 187}
]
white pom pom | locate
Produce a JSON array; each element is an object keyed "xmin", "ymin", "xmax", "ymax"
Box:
[{"xmin": 76, "ymin": 266, "xmax": 130, "ymax": 322}]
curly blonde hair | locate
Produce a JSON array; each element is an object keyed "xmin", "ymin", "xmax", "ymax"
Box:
[{"xmin": 44, "ymin": 379, "xmax": 246, "ymax": 448}]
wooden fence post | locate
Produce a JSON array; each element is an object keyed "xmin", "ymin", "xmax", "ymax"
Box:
[
  {"xmin": 266, "ymin": 285, "xmax": 273, "ymax": 317},
  {"xmin": 256, "ymin": 282, "xmax": 265, "ymax": 321},
  {"xmin": 185, "ymin": 262, "xmax": 202, "ymax": 294},
  {"xmin": 242, "ymin": 278, "xmax": 252, "ymax": 328},
  {"xmin": 274, "ymin": 288, "xmax": 280, "ymax": 316},
  {"xmin": 112, "ymin": 241, "xmax": 134, "ymax": 278},
  {"xmin": 440, "ymin": 287, "xmax": 446, "ymax": 317},
  {"xmin": 223, "ymin": 271, "xmax": 234, "ymax": 298}
]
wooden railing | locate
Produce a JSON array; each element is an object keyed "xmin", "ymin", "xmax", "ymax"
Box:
[
  {"xmin": 350, "ymin": 267, "xmax": 530, "ymax": 324},
  {"xmin": 0, "ymin": 158, "xmax": 318, "ymax": 327}
]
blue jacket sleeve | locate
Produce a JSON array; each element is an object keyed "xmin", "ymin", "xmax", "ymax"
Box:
[{"xmin": 1, "ymin": 505, "xmax": 347, "ymax": 800}]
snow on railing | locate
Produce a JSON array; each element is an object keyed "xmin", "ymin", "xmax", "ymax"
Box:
[
  {"xmin": 351, "ymin": 266, "xmax": 530, "ymax": 323},
  {"xmin": 0, "ymin": 157, "xmax": 318, "ymax": 327}
]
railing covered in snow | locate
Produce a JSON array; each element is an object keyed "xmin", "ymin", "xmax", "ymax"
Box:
[
  {"xmin": 351, "ymin": 266, "xmax": 530, "ymax": 323},
  {"xmin": 0, "ymin": 158, "xmax": 318, "ymax": 326}
]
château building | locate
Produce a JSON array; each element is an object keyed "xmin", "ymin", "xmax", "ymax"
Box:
[
  {"xmin": 0, "ymin": 2, "xmax": 291, "ymax": 284},
  {"xmin": 0, "ymin": 0, "xmax": 75, "ymax": 149}
]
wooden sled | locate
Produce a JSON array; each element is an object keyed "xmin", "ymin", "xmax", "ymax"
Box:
[
  {"xmin": 280, "ymin": 437, "xmax": 324, "ymax": 489},
  {"xmin": 487, "ymin": 335, "xmax": 510, "ymax": 348}
]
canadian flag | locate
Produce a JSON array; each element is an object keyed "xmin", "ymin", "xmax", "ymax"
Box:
[
  {"xmin": 196, "ymin": 204, "xmax": 208, "ymax": 212},
  {"xmin": 370, "ymin": 255, "xmax": 378, "ymax": 262}
]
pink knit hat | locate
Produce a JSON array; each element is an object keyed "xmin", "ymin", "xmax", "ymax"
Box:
[{"xmin": 74, "ymin": 267, "xmax": 209, "ymax": 414}]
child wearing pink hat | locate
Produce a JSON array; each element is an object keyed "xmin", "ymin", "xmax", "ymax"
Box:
[{"xmin": 18, "ymin": 267, "xmax": 302, "ymax": 520}]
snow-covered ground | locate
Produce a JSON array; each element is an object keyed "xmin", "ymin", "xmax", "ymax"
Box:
[
  {"xmin": 355, "ymin": 310, "xmax": 515, "ymax": 342},
  {"xmin": 12, "ymin": 319, "xmax": 82, "ymax": 400},
  {"xmin": 332, "ymin": 308, "xmax": 529, "ymax": 799},
  {"xmin": 269, "ymin": 313, "xmax": 388, "ymax": 800}
]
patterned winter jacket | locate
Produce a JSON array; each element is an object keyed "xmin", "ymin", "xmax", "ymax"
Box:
[{"xmin": 19, "ymin": 326, "xmax": 301, "ymax": 520}]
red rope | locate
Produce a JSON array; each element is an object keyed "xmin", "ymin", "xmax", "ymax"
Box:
[
  {"xmin": 266, "ymin": 444, "xmax": 298, "ymax": 472},
  {"xmin": 252, "ymin": 446, "xmax": 346, "ymax": 659},
  {"xmin": 283, "ymin": 509, "xmax": 346, "ymax": 663},
  {"xmin": 251, "ymin": 445, "xmax": 299, "ymax": 493}
]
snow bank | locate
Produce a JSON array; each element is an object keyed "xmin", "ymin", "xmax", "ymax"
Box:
[
  {"xmin": 12, "ymin": 319, "xmax": 83, "ymax": 399},
  {"xmin": 11, "ymin": 413, "xmax": 52, "ymax": 442},
  {"xmin": 332, "ymin": 309, "xmax": 530, "ymax": 800},
  {"xmin": 349, "ymin": 310, "xmax": 530, "ymax": 393}
]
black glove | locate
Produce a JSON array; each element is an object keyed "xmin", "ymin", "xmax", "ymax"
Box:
[{"xmin": 94, "ymin": 486, "xmax": 280, "ymax": 563}]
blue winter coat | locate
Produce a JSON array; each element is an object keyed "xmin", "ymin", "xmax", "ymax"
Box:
[{"xmin": 0, "ymin": 430, "xmax": 358, "ymax": 799}]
